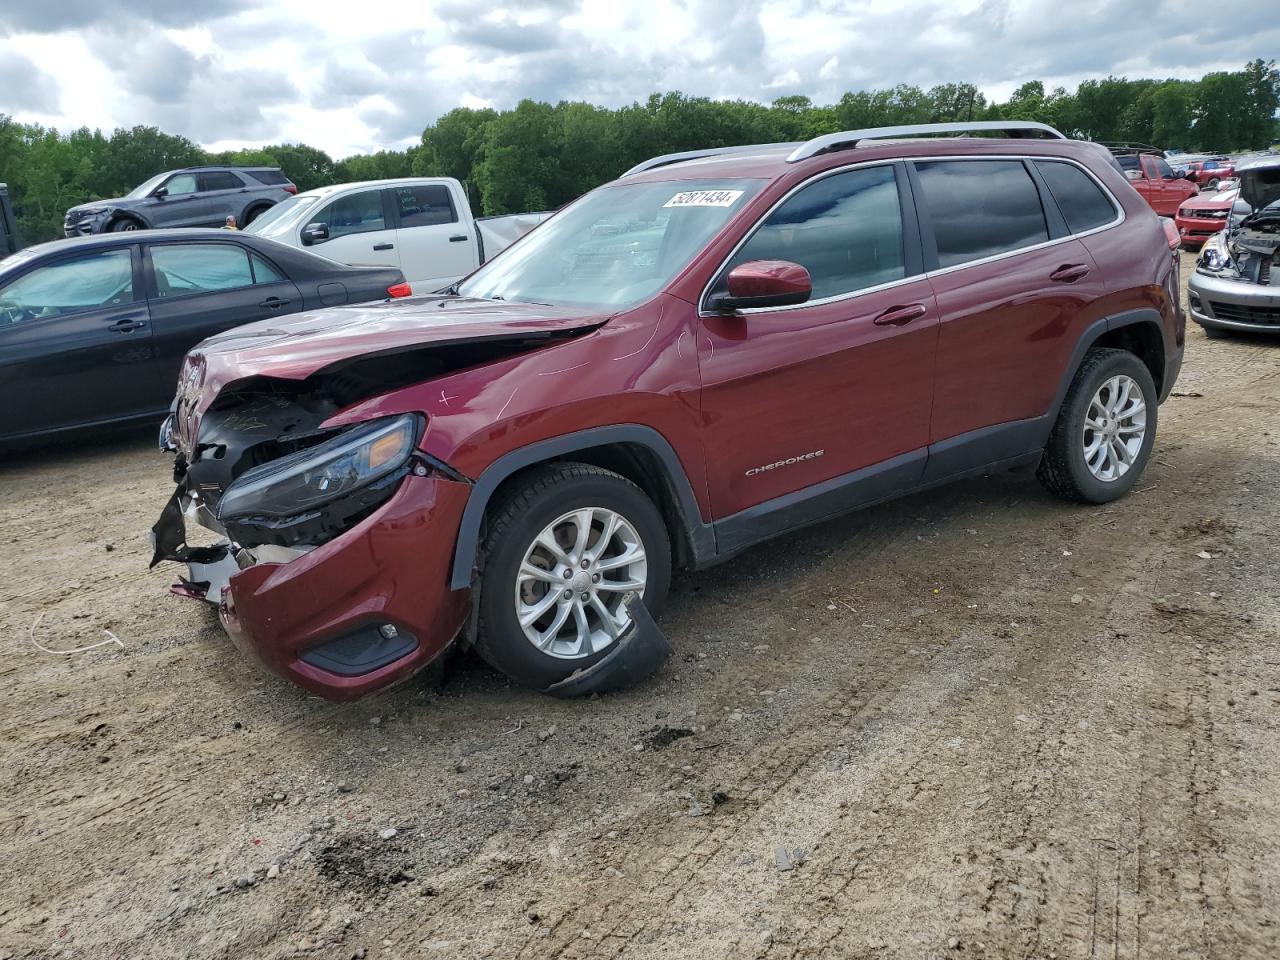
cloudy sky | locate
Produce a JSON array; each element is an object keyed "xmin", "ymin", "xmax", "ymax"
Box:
[{"xmin": 0, "ymin": 0, "xmax": 1274, "ymax": 159}]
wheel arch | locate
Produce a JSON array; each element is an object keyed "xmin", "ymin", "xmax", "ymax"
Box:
[
  {"xmin": 1051, "ymin": 309, "xmax": 1167, "ymax": 421},
  {"xmin": 240, "ymin": 199, "xmax": 274, "ymax": 225},
  {"xmin": 106, "ymin": 210, "xmax": 149, "ymax": 230},
  {"xmin": 449, "ymin": 425, "xmax": 714, "ymax": 590}
]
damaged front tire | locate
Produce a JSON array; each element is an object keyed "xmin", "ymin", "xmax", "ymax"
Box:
[{"xmin": 475, "ymin": 463, "xmax": 671, "ymax": 691}]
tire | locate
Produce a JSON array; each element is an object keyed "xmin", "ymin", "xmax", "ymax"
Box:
[
  {"xmin": 1206, "ymin": 178, "xmax": 1219, "ymax": 190},
  {"xmin": 242, "ymin": 204, "xmax": 270, "ymax": 226},
  {"xmin": 1200, "ymin": 323, "xmax": 1228, "ymax": 340},
  {"xmin": 1037, "ymin": 348, "xmax": 1158, "ymax": 505},
  {"xmin": 110, "ymin": 217, "xmax": 142, "ymax": 232},
  {"xmin": 475, "ymin": 462, "xmax": 672, "ymax": 689}
]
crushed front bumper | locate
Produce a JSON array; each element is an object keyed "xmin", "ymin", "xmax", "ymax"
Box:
[{"xmin": 152, "ymin": 474, "xmax": 473, "ymax": 701}]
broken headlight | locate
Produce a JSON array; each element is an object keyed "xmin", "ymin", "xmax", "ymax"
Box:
[{"xmin": 217, "ymin": 414, "xmax": 421, "ymax": 523}]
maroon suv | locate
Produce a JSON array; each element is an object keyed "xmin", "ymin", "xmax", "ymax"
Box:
[{"xmin": 152, "ymin": 121, "xmax": 1184, "ymax": 701}]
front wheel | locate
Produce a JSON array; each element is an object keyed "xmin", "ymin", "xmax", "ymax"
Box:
[
  {"xmin": 1037, "ymin": 348, "xmax": 1158, "ymax": 504},
  {"xmin": 475, "ymin": 463, "xmax": 671, "ymax": 689},
  {"xmin": 1206, "ymin": 178, "xmax": 1220, "ymax": 190},
  {"xmin": 111, "ymin": 218, "xmax": 141, "ymax": 232}
]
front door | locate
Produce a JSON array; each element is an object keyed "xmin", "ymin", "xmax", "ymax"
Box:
[
  {"xmin": 697, "ymin": 163, "xmax": 938, "ymax": 520},
  {"xmin": 149, "ymin": 172, "xmax": 210, "ymax": 228},
  {"xmin": 145, "ymin": 240, "xmax": 304, "ymax": 397},
  {"xmin": 0, "ymin": 245, "xmax": 158, "ymax": 439},
  {"xmin": 304, "ymin": 188, "xmax": 401, "ymax": 271}
]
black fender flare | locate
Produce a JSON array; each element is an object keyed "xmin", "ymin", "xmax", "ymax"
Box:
[
  {"xmin": 448, "ymin": 424, "xmax": 713, "ymax": 590},
  {"xmin": 1046, "ymin": 308, "xmax": 1168, "ymax": 422},
  {"xmin": 107, "ymin": 209, "xmax": 150, "ymax": 230}
]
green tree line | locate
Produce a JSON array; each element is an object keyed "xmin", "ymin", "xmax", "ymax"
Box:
[{"xmin": 3, "ymin": 59, "xmax": 1276, "ymax": 244}]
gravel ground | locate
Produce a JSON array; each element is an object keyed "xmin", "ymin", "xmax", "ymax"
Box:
[{"xmin": 2, "ymin": 253, "xmax": 1279, "ymax": 959}]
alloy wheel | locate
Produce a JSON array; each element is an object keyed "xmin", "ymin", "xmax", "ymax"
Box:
[
  {"xmin": 514, "ymin": 506, "xmax": 648, "ymax": 660},
  {"xmin": 1082, "ymin": 374, "xmax": 1146, "ymax": 481}
]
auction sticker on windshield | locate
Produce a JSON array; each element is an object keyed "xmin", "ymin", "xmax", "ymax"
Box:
[{"xmin": 664, "ymin": 190, "xmax": 744, "ymax": 208}]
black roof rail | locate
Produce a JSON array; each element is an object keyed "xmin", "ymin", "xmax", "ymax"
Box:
[
  {"xmin": 786, "ymin": 121, "xmax": 1066, "ymax": 163},
  {"xmin": 620, "ymin": 143, "xmax": 799, "ymax": 178}
]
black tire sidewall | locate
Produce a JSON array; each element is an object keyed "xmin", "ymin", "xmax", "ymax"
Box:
[
  {"xmin": 111, "ymin": 218, "xmax": 139, "ymax": 232},
  {"xmin": 477, "ymin": 475, "xmax": 671, "ymax": 689},
  {"xmin": 1060, "ymin": 353, "xmax": 1158, "ymax": 503}
]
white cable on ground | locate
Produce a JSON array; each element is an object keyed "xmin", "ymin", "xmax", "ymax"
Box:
[{"xmin": 28, "ymin": 612, "xmax": 125, "ymax": 655}]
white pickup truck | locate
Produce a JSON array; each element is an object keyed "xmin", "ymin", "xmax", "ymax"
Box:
[{"xmin": 244, "ymin": 177, "xmax": 548, "ymax": 294}]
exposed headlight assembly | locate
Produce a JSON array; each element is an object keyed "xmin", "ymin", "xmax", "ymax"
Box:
[
  {"xmin": 217, "ymin": 414, "xmax": 421, "ymax": 524},
  {"xmin": 1197, "ymin": 235, "xmax": 1237, "ymax": 277}
]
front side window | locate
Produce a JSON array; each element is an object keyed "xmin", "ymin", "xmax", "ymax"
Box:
[
  {"xmin": 1034, "ymin": 161, "xmax": 1118, "ymax": 235},
  {"xmin": 164, "ymin": 173, "xmax": 199, "ymax": 197},
  {"xmin": 914, "ymin": 160, "xmax": 1049, "ymax": 269},
  {"xmin": 458, "ymin": 178, "xmax": 766, "ymax": 310},
  {"xmin": 394, "ymin": 185, "xmax": 457, "ymax": 228},
  {"xmin": 718, "ymin": 165, "xmax": 904, "ymax": 302},
  {"xmin": 151, "ymin": 244, "xmax": 253, "ymax": 297},
  {"xmin": 1154, "ymin": 158, "xmax": 1177, "ymax": 180},
  {"xmin": 0, "ymin": 249, "xmax": 134, "ymax": 323},
  {"xmin": 312, "ymin": 191, "xmax": 387, "ymax": 239}
]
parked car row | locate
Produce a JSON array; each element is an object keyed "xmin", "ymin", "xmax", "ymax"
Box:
[
  {"xmin": 147, "ymin": 121, "xmax": 1187, "ymax": 702},
  {"xmin": 0, "ymin": 231, "xmax": 408, "ymax": 445}
]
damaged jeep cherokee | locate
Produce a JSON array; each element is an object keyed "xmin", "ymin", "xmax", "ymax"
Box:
[{"xmin": 152, "ymin": 121, "xmax": 1184, "ymax": 701}]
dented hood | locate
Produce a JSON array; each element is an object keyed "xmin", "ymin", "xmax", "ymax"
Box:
[{"xmin": 179, "ymin": 295, "xmax": 603, "ymax": 399}]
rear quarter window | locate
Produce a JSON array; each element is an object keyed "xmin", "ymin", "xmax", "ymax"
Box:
[
  {"xmin": 1034, "ymin": 161, "xmax": 1119, "ymax": 234},
  {"xmin": 245, "ymin": 169, "xmax": 289, "ymax": 186},
  {"xmin": 913, "ymin": 159, "xmax": 1049, "ymax": 269}
]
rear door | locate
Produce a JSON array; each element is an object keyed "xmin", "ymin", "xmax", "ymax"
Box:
[
  {"xmin": 388, "ymin": 182, "xmax": 478, "ymax": 291},
  {"xmin": 304, "ymin": 188, "xmax": 401, "ymax": 271},
  {"xmin": 914, "ymin": 157, "xmax": 1107, "ymax": 470},
  {"xmin": 698, "ymin": 162, "xmax": 938, "ymax": 519},
  {"xmin": 145, "ymin": 240, "xmax": 303, "ymax": 397},
  {"xmin": 198, "ymin": 170, "xmax": 249, "ymax": 226},
  {"xmin": 0, "ymin": 245, "xmax": 159, "ymax": 439}
]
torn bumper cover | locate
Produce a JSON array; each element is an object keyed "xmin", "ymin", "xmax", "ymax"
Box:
[
  {"xmin": 543, "ymin": 593, "xmax": 671, "ymax": 698},
  {"xmin": 152, "ymin": 472, "xmax": 473, "ymax": 701}
]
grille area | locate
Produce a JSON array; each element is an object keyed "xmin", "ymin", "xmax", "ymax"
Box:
[
  {"xmin": 1183, "ymin": 209, "xmax": 1228, "ymax": 220},
  {"xmin": 1209, "ymin": 301, "xmax": 1280, "ymax": 326}
]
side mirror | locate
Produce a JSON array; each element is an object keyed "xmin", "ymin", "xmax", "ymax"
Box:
[
  {"xmin": 302, "ymin": 222, "xmax": 329, "ymax": 245},
  {"xmin": 708, "ymin": 260, "xmax": 812, "ymax": 313},
  {"xmin": 152, "ymin": 187, "xmax": 169, "ymax": 199}
]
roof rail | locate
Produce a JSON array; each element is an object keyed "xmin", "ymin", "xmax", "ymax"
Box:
[
  {"xmin": 621, "ymin": 142, "xmax": 799, "ymax": 178},
  {"xmin": 786, "ymin": 121, "xmax": 1066, "ymax": 164},
  {"xmin": 1095, "ymin": 141, "xmax": 1165, "ymax": 158}
]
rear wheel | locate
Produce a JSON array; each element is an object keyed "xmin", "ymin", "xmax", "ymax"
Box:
[
  {"xmin": 242, "ymin": 204, "xmax": 271, "ymax": 226},
  {"xmin": 475, "ymin": 463, "xmax": 671, "ymax": 689},
  {"xmin": 110, "ymin": 217, "xmax": 141, "ymax": 232},
  {"xmin": 1206, "ymin": 178, "xmax": 1220, "ymax": 190},
  {"xmin": 1037, "ymin": 348, "xmax": 1157, "ymax": 504}
]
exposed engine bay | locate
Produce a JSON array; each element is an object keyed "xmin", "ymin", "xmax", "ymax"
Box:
[{"xmin": 1199, "ymin": 198, "xmax": 1280, "ymax": 285}]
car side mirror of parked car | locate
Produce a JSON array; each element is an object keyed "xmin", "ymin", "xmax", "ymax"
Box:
[
  {"xmin": 302, "ymin": 222, "xmax": 330, "ymax": 245},
  {"xmin": 152, "ymin": 187, "xmax": 168, "ymax": 199},
  {"xmin": 707, "ymin": 260, "xmax": 812, "ymax": 313}
]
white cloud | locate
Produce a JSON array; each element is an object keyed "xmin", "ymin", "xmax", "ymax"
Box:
[{"xmin": 0, "ymin": 0, "xmax": 1274, "ymax": 158}]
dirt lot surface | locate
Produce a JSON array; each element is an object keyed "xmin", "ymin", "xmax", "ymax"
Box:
[{"xmin": 3, "ymin": 253, "xmax": 1279, "ymax": 960}]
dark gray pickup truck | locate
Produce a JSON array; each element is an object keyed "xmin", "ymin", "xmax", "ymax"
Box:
[{"xmin": 63, "ymin": 166, "xmax": 296, "ymax": 236}]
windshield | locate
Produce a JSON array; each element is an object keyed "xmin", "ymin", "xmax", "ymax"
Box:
[
  {"xmin": 245, "ymin": 195, "xmax": 321, "ymax": 239},
  {"xmin": 457, "ymin": 178, "xmax": 766, "ymax": 309},
  {"xmin": 125, "ymin": 173, "xmax": 168, "ymax": 200}
]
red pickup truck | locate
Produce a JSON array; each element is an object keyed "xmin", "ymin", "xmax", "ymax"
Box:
[
  {"xmin": 1184, "ymin": 159, "xmax": 1235, "ymax": 190},
  {"xmin": 1115, "ymin": 153, "xmax": 1199, "ymax": 216}
]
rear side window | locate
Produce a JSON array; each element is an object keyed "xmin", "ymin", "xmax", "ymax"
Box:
[
  {"xmin": 200, "ymin": 171, "xmax": 244, "ymax": 192},
  {"xmin": 723, "ymin": 165, "xmax": 905, "ymax": 301},
  {"xmin": 394, "ymin": 185, "xmax": 457, "ymax": 227},
  {"xmin": 1034, "ymin": 161, "xmax": 1118, "ymax": 234},
  {"xmin": 251, "ymin": 254, "xmax": 286, "ymax": 283},
  {"xmin": 914, "ymin": 160, "xmax": 1049, "ymax": 269},
  {"xmin": 1116, "ymin": 155, "xmax": 1140, "ymax": 172},
  {"xmin": 245, "ymin": 169, "xmax": 289, "ymax": 185},
  {"xmin": 151, "ymin": 243, "xmax": 254, "ymax": 297}
]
